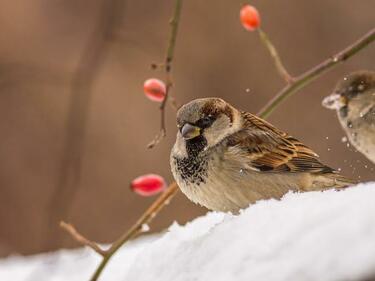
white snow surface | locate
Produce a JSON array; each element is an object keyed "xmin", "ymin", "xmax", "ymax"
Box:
[{"xmin": 1, "ymin": 182, "xmax": 375, "ymax": 281}]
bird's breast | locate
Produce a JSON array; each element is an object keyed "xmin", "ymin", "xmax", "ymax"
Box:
[
  {"xmin": 172, "ymin": 154, "xmax": 209, "ymax": 186},
  {"xmin": 171, "ymin": 149, "xmax": 268, "ymax": 212},
  {"xmin": 171, "ymin": 147, "xmax": 308, "ymax": 213}
]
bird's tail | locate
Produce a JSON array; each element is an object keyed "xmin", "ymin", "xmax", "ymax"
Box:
[{"xmin": 311, "ymin": 172, "xmax": 357, "ymax": 191}]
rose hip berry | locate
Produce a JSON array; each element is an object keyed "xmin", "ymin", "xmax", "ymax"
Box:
[
  {"xmin": 240, "ymin": 5, "xmax": 260, "ymax": 31},
  {"xmin": 143, "ymin": 78, "xmax": 166, "ymax": 102},
  {"xmin": 130, "ymin": 174, "xmax": 166, "ymax": 196}
]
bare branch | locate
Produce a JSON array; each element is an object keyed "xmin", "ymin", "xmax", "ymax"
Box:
[
  {"xmin": 90, "ymin": 182, "xmax": 179, "ymax": 281},
  {"xmin": 258, "ymin": 29, "xmax": 294, "ymax": 83},
  {"xmin": 147, "ymin": 0, "xmax": 183, "ymax": 149},
  {"xmin": 61, "ymin": 182, "xmax": 179, "ymax": 281},
  {"xmin": 258, "ymin": 27, "xmax": 375, "ymax": 119},
  {"xmin": 60, "ymin": 222, "xmax": 107, "ymax": 257}
]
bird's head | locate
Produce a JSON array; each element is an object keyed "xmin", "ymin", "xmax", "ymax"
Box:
[
  {"xmin": 322, "ymin": 70, "xmax": 375, "ymax": 117},
  {"xmin": 174, "ymin": 98, "xmax": 242, "ymax": 157}
]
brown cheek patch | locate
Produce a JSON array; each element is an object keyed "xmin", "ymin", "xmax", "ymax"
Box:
[{"xmin": 201, "ymin": 100, "xmax": 233, "ymax": 124}]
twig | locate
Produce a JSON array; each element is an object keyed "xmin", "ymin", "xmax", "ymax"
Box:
[
  {"xmin": 258, "ymin": 28, "xmax": 294, "ymax": 83},
  {"xmin": 258, "ymin": 27, "xmax": 375, "ymax": 119},
  {"xmin": 147, "ymin": 0, "xmax": 183, "ymax": 149},
  {"xmin": 61, "ymin": 182, "xmax": 179, "ymax": 281},
  {"xmin": 60, "ymin": 222, "xmax": 107, "ymax": 257}
]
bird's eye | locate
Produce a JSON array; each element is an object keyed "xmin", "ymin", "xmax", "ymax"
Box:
[{"xmin": 197, "ymin": 115, "xmax": 215, "ymax": 128}]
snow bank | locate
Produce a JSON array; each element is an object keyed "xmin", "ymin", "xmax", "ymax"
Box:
[
  {"xmin": 0, "ymin": 237, "xmax": 154, "ymax": 281},
  {"xmin": 1, "ymin": 182, "xmax": 375, "ymax": 281}
]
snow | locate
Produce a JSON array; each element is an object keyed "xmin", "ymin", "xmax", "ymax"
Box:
[
  {"xmin": 2, "ymin": 182, "xmax": 375, "ymax": 281},
  {"xmin": 0, "ymin": 238, "xmax": 154, "ymax": 281}
]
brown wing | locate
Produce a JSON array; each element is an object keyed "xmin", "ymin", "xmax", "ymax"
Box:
[{"xmin": 226, "ymin": 112, "xmax": 334, "ymax": 174}]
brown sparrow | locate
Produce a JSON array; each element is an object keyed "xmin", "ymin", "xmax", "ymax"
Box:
[
  {"xmin": 322, "ymin": 71, "xmax": 375, "ymax": 164},
  {"xmin": 170, "ymin": 98, "xmax": 355, "ymax": 213}
]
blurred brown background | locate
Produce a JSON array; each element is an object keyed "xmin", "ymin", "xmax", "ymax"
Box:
[{"xmin": 0, "ymin": 0, "xmax": 374, "ymax": 256}]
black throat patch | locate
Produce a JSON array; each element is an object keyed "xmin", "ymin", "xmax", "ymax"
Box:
[
  {"xmin": 185, "ymin": 135, "xmax": 207, "ymax": 157},
  {"xmin": 173, "ymin": 135, "xmax": 208, "ymax": 185}
]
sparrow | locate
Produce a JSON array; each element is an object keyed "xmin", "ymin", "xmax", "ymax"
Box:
[
  {"xmin": 170, "ymin": 97, "xmax": 355, "ymax": 213},
  {"xmin": 322, "ymin": 71, "xmax": 375, "ymax": 164}
]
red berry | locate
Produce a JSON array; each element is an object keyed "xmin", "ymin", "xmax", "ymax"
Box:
[
  {"xmin": 143, "ymin": 78, "xmax": 166, "ymax": 102},
  {"xmin": 130, "ymin": 174, "xmax": 166, "ymax": 196},
  {"xmin": 240, "ymin": 5, "xmax": 260, "ymax": 31}
]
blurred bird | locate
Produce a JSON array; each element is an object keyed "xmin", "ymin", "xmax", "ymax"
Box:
[
  {"xmin": 170, "ymin": 98, "xmax": 355, "ymax": 213},
  {"xmin": 322, "ymin": 71, "xmax": 375, "ymax": 164}
]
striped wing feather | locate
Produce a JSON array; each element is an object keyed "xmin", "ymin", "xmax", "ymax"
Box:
[{"xmin": 226, "ymin": 112, "xmax": 334, "ymax": 174}]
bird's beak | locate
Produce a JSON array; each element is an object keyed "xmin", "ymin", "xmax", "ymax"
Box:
[
  {"xmin": 181, "ymin": 123, "xmax": 201, "ymax": 140},
  {"xmin": 322, "ymin": 93, "xmax": 346, "ymax": 110}
]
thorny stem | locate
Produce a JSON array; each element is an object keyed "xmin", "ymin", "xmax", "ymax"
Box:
[
  {"xmin": 258, "ymin": 28, "xmax": 294, "ymax": 84},
  {"xmin": 147, "ymin": 0, "xmax": 183, "ymax": 149},
  {"xmin": 258, "ymin": 27, "xmax": 375, "ymax": 119}
]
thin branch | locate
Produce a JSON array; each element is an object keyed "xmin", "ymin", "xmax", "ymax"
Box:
[
  {"xmin": 61, "ymin": 182, "xmax": 179, "ymax": 281},
  {"xmin": 258, "ymin": 27, "xmax": 375, "ymax": 119},
  {"xmin": 258, "ymin": 28, "xmax": 294, "ymax": 83},
  {"xmin": 60, "ymin": 222, "xmax": 107, "ymax": 257},
  {"xmin": 90, "ymin": 182, "xmax": 179, "ymax": 281},
  {"xmin": 60, "ymin": 2, "xmax": 183, "ymax": 279},
  {"xmin": 147, "ymin": 0, "xmax": 183, "ymax": 149}
]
